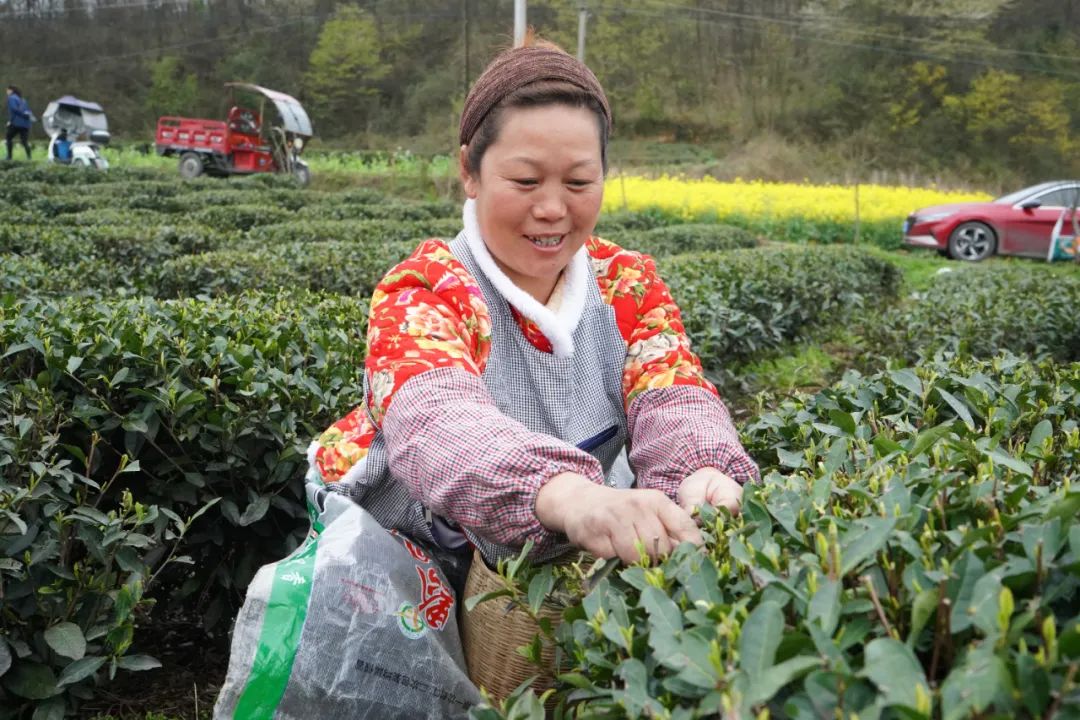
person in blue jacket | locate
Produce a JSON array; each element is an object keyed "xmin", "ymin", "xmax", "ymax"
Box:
[
  {"xmin": 53, "ymin": 129, "xmax": 72, "ymax": 164},
  {"xmin": 5, "ymin": 85, "xmax": 33, "ymax": 160}
]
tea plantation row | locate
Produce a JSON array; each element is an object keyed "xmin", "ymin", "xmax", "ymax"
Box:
[{"xmin": 479, "ymin": 353, "xmax": 1080, "ymax": 719}]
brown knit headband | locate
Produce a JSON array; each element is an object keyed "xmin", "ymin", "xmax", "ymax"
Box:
[{"xmin": 459, "ymin": 46, "xmax": 612, "ymax": 146}]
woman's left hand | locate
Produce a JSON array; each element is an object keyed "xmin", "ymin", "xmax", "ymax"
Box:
[{"xmin": 677, "ymin": 468, "xmax": 743, "ymax": 517}]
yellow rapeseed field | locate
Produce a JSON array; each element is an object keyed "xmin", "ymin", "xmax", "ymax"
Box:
[{"xmin": 603, "ymin": 175, "xmax": 991, "ymax": 224}]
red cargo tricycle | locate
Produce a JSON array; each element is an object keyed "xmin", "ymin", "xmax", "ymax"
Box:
[{"xmin": 155, "ymin": 83, "xmax": 313, "ymax": 186}]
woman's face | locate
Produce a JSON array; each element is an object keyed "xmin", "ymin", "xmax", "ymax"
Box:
[{"xmin": 461, "ymin": 104, "xmax": 604, "ymax": 303}]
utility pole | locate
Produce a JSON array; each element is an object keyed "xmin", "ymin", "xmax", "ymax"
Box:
[
  {"xmin": 577, "ymin": 1, "xmax": 588, "ymax": 62},
  {"xmin": 463, "ymin": 0, "xmax": 471, "ymax": 94},
  {"xmin": 514, "ymin": 0, "xmax": 526, "ymax": 46}
]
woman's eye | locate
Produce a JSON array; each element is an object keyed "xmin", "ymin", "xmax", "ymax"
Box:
[
  {"xmin": 512, "ymin": 178, "xmax": 538, "ymax": 187},
  {"xmin": 567, "ymin": 179, "xmax": 592, "ymax": 188}
]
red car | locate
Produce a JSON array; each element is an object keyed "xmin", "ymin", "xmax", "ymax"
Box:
[{"xmin": 903, "ymin": 180, "xmax": 1080, "ymax": 261}]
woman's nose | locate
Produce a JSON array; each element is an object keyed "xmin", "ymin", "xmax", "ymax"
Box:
[{"xmin": 531, "ymin": 189, "xmax": 567, "ymax": 221}]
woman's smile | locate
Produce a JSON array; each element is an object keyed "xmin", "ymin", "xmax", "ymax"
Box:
[{"xmin": 524, "ymin": 233, "xmax": 567, "ymax": 250}]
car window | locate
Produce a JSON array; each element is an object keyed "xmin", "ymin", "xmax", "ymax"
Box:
[
  {"xmin": 995, "ymin": 182, "xmax": 1059, "ymax": 204},
  {"xmin": 1032, "ymin": 187, "xmax": 1080, "ymax": 208}
]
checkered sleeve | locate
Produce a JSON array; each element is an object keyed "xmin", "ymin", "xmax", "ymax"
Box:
[
  {"xmin": 381, "ymin": 366, "xmax": 606, "ymax": 554},
  {"xmin": 627, "ymin": 384, "xmax": 760, "ymax": 500}
]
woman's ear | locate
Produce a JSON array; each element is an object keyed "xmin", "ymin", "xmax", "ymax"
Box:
[{"xmin": 459, "ymin": 144, "xmax": 479, "ymax": 199}]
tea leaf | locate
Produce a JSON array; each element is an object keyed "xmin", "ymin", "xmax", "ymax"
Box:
[
  {"xmin": 44, "ymin": 623, "xmax": 86, "ymax": 661},
  {"xmin": 808, "ymin": 578, "xmax": 841, "ymax": 637},
  {"xmin": 940, "ymin": 649, "xmax": 1011, "ymax": 720},
  {"xmin": 739, "ymin": 601, "xmax": 784, "ymax": 677},
  {"xmin": 640, "ymin": 586, "xmax": 684, "ymax": 637},
  {"xmin": 57, "ymin": 656, "xmax": 106, "ymax": 687},
  {"xmin": 861, "ymin": 638, "xmax": 930, "ymax": 710},
  {"xmin": 4, "ymin": 661, "xmax": 59, "ymax": 699},
  {"xmin": 935, "ymin": 387, "xmax": 973, "ymax": 429},
  {"xmin": 114, "ymin": 654, "xmax": 161, "ymax": 671}
]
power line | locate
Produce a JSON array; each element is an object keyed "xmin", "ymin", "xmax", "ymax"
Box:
[
  {"xmin": 0, "ymin": 0, "xmax": 194, "ymax": 19},
  {"xmin": 5, "ymin": 15, "xmax": 317, "ymax": 73},
  {"xmin": 2, "ymin": 8, "xmax": 462, "ymax": 74},
  {"xmin": 639, "ymin": 0, "xmax": 1080, "ymax": 65},
  {"xmin": 608, "ymin": 2, "xmax": 1080, "ymax": 80},
  {"xmin": 6, "ymin": 0, "xmax": 1078, "ymax": 82}
]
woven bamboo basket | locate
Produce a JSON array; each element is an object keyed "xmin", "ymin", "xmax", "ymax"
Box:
[{"xmin": 461, "ymin": 550, "xmax": 563, "ymax": 703}]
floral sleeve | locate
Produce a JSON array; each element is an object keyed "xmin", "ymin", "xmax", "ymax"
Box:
[
  {"xmin": 587, "ymin": 236, "xmax": 759, "ymax": 495},
  {"xmin": 312, "ymin": 239, "xmax": 491, "ymax": 482},
  {"xmin": 588, "ymin": 237, "xmax": 716, "ymax": 404},
  {"xmin": 363, "ymin": 240, "xmax": 492, "ymax": 425}
]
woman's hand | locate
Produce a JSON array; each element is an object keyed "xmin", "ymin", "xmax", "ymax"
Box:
[
  {"xmin": 534, "ymin": 473, "xmax": 702, "ymax": 564},
  {"xmin": 677, "ymin": 467, "xmax": 743, "ymax": 516}
]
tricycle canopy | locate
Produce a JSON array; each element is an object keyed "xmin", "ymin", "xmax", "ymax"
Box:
[
  {"xmin": 42, "ymin": 96, "xmax": 109, "ymax": 140},
  {"xmin": 225, "ymin": 83, "xmax": 312, "ymax": 138}
]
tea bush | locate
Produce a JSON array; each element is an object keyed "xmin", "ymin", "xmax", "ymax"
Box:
[
  {"xmin": 662, "ymin": 246, "xmax": 901, "ymax": 371},
  {"xmin": 0, "ymin": 254, "xmax": 127, "ymax": 296},
  {"xmin": 117, "ymin": 188, "xmax": 309, "ymax": 214},
  {"xmin": 0, "ymin": 165, "xmax": 162, "ymax": 185},
  {"xmin": 867, "ymin": 265, "xmax": 1080, "ymax": 363},
  {"xmin": 0, "ymin": 385, "xmax": 214, "ymax": 719},
  {"xmin": 243, "ymin": 217, "xmax": 462, "ymax": 245},
  {"xmin": 51, "ymin": 208, "xmax": 168, "ymax": 228},
  {"xmin": 594, "ymin": 208, "xmax": 687, "ymax": 233},
  {"xmin": 20, "ymin": 196, "xmax": 102, "ymax": 217},
  {"xmin": 0, "ymin": 223, "xmax": 233, "ymax": 269},
  {"xmin": 186, "ymin": 204, "xmax": 298, "ymax": 232},
  {"xmin": 295, "ymin": 199, "xmax": 457, "ymax": 222},
  {"xmin": 472, "ymin": 353, "xmax": 1080, "ymax": 719},
  {"xmin": 0, "ymin": 291, "xmax": 369, "ymax": 633},
  {"xmin": 614, "ymin": 223, "xmax": 758, "ymax": 257},
  {"xmin": 148, "ymin": 240, "xmax": 417, "ymax": 299}
]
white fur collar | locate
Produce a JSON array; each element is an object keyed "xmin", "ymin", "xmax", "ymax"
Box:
[{"xmin": 462, "ymin": 198, "xmax": 588, "ymax": 358}]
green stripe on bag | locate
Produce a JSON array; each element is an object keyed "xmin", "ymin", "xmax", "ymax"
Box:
[{"xmin": 233, "ymin": 537, "xmax": 320, "ymax": 719}]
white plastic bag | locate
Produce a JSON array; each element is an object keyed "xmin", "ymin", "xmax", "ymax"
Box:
[{"xmin": 214, "ymin": 491, "xmax": 481, "ymax": 719}]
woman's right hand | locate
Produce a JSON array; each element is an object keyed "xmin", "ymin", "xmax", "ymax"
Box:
[{"xmin": 534, "ymin": 472, "xmax": 702, "ymax": 564}]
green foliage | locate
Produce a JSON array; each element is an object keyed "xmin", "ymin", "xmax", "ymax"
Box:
[
  {"xmin": 243, "ymin": 217, "xmax": 461, "ymax": 246},
  {"xmin": 594, "ymin": 208, "xmax": 687, "ymax": 234},
  {"xmin": 295, "ymin": 199, "xmax": 457, "ymax": 222},
  {"xmin": 470, "ymin": 353, "xmax": 1080, "ymax": 718},
  {"xmin": 887, "ymin": 62, "xmax": 949, "ymax": 134},
  {"xmin": 615, "ymin": 223, "xmax": 758, "ymax": 257},
  {"xmin": 144, "ymin": 56, "xmax": 199, "ymax": 120},
  {"xmin": 739, "ymin": 343, "xmax": 839, "ymax": 396},
  {"xmin": 0, "ymin": 223, "xmax": 233, "ymax": 271},
  {"xmin": 149, "ymin": 240, "xmax": 415, "ymax": 299},
  {"xmin": 1, "ymin": 362, "xmax": 218, "ymax": 717},
  {"xmin": 0, "ymin": 254, "xmax": 125, "ymax": 297},
  {"xmin": 186, "ymin": 204, "xmax": 297, "ymax": 233},
  {"xmin": 662, "ymin": 246, "xmax": 901, "ymax": 374},
  {"xmin": 867, "ymin": 264, "xmax": 1080, "ymax": 363},
  {"xmin": 0, "ymin": 291, "xmax": 369, "ymax": 644},
  {"xmin": 5, "ymin": 0, "xmax": 1080, "ymax": 183},
  {"xmin": 304, "ymin": 5, "xmax": 388, "ymax": 136},
  {"xmin": 943, "ymin": 70, "xmax": 1074, "ymax": 169}
]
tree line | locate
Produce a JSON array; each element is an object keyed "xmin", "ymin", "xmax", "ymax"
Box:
[{"xmin": 2, "ymin": 0, "xmax": 1078, "ymax": 187}]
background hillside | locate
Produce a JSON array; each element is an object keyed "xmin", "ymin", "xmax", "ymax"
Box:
[{"xmin": 3, "ymin": 0, "xmax": 1079, "ymax": 189}]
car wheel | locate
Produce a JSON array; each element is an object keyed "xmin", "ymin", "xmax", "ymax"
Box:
[
  {"xmin": 947, "ymin": 221, "xmax": 996, "ymax": 261},
  {"xmin": 178, "ymin": 152, "xmax": 204, "ymax": 179}
]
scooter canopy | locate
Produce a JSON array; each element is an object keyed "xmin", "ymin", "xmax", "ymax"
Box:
[{"xmin": 42, "ymin": 96, "xmax": 109, "ymax": 141}]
